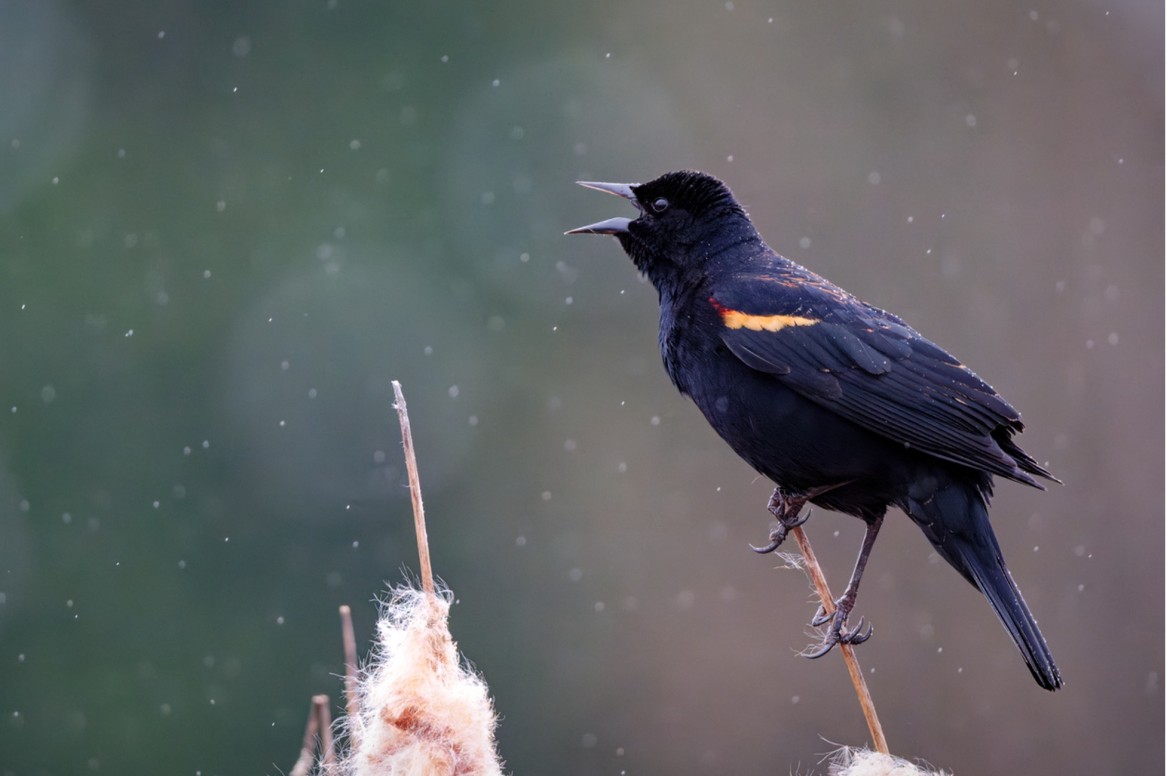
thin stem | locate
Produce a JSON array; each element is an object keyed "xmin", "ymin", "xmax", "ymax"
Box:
[
  {"xmin": 315, "ymin": 695, "xmax": 335, "ymax": 767},
  {"xmin": 339, "ymin": 604, "xmax": 360, "ymax": 745},
  {"xmin": 391, "ymin": 380, "xmax": 434, "ymax": 596},
  {"xmin": 790, "ymin": 524, "xmax": 889, "ymax": 755},
  {"xmin": 290, "ymin": 696, "xmax": 324, "ymax": 776}
]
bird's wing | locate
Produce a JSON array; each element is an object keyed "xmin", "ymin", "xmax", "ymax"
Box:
[{"xmin": 710, "ymin": 276, "xmax": 1055, "ymax": 487}]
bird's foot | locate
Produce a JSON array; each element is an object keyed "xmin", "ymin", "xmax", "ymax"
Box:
[
  {"xmin": 804, "ymin": 597, "xmax": 873, "ymax": 659},
  {"xmin": 750, "ymin": 487, "xmax": 812, "ymax": 554},
  {"xmin": 750, "ymin": 507, "xmax": 809, "ymax": 554}
]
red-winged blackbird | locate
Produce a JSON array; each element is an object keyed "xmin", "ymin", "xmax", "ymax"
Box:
[{"xmin": 567, "ymin": 170, "xmax": 1062, "ymax": 691}]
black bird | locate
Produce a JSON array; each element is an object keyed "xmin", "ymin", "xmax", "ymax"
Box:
[{"xmin": 567, "ymin": 170, "xmax": 1062, "ymax": 690}]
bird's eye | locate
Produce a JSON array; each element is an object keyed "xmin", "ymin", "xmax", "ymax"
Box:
[{"xmin": 651, "ymin": 197, "xmax": 669, "ymax": 213}]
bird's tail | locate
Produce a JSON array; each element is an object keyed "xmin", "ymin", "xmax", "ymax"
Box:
[{"xmin": 905, "ymin": 480, "xmax": 1063, "ymax": 691}]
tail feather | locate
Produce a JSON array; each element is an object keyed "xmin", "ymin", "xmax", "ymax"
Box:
[{"xmin": 906, "ymin": 480, "xmax": 1062, "ymax": 691}]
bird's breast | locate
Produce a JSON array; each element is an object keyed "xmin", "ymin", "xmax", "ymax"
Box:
[{"xmin": 658, "ymin": 293, "xmax": 724, "ymax": 398}]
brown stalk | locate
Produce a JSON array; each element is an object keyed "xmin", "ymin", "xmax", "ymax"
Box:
[
  {"xmin": 789, "ymin": 524, "xmax": 889, "ymax": 755},
  {"xmin": 391, "ymin": 380, "xmax": 435, "ymax": 596},
  {"xmin": 339, "ymin": 604, "xmax": 360, "ymax": 750},
  {"xmin": 290, "ymin": 694, "xmax": 335, "ymax": 776}
]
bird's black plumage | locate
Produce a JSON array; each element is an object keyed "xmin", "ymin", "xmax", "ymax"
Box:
[{"xmin": 568, "ymin": 170, "xmax": 1062, "ymax": 691}]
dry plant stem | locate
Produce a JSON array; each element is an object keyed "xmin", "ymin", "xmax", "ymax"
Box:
[
  {"xmin": 316, "ymin": 694, "xmax": 336, "ymax": 767},
  {"xmin": 289, "ymin": 696, "xmax": 320, "ymax": 776},
  {"xmin": 391, "ymin": 380, "xmax": 434, "ymax": 596},
  {"xmin": 790, "ymin": 524, "xmax": 890, "ymax": 755},
  {"xmin": 340, "ymin": 605, "xmax": 360, "ymax": 746},
  {"xmin": 290, "ymin": 694, "xmax": 336, "ymax": 776}
]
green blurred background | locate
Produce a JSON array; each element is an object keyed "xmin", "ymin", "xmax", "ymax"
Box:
[{"xmin": 0, "ymin": 1, "xmax": 1162, "ymax": 773}]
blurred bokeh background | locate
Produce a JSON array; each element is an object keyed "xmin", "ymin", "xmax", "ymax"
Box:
[{"xmin": 0, "ymin": 1, "xmax": 1162, "ymax": 773}]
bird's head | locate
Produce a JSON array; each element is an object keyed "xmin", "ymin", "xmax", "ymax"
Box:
[{"xmin": 567, "ymin": 170, "xmax": 758, "ymax": 285}]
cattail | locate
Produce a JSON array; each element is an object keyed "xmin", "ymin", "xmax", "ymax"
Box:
[
  {"xmin": 334, "ymin": 381, "xmax": 504, "ymax": 775},
  {"xmin": 344, "ymin": 585, "xmax": 504, "ymax": 776},
  {"xmin": 829, "ymin": 746, "xmax": 950, "ymax": 776}
]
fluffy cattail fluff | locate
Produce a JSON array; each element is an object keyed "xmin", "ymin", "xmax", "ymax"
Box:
[
  {"xmin": 828, "ymin": 747, "xmax": 951, "ymax": 776},
  {"xmin": 345, "ymin": 585, "xmax": 504, "ymax": 776}
]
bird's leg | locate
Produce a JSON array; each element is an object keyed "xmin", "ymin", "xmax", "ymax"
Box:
[
  {"xmin": 806, "ymin": 513, "xmax": 883, "ymax": 659},
  {"xmin": 749, "ymin": 487, "xmax": 812, "ymax": 554}
]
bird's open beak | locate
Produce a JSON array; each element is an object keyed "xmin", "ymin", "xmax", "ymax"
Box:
[{"xmin": 565, "ymin": 181, "xmax": 640, "ymax": 235}]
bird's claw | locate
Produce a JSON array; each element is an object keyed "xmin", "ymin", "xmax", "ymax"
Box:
[
  {"xmin": 750, "ymin": 521, "xmax": 787, "ymax": 554},
  {"xmin": 804, "ymin": 612, "xmax": 873, "ymax": 659},
  {"xmin": 842, "ymin": 617, "xmax": 874, "ymax": 645},
  {"xmin": 750, "ymin": 508, "xmax": 810, "ymax": 554},
  {"xmin": 804, "ymin": 638, "xmax": 837, "ymax": 660},
  {"xmin": 749, "ymin": 537, "xmax": 782, "ymax": 554}
]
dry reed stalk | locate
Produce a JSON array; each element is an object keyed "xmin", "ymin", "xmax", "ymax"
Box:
[{"xmin": 789, "ymin": 524, "xmax": 889, "ymax": 755}]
